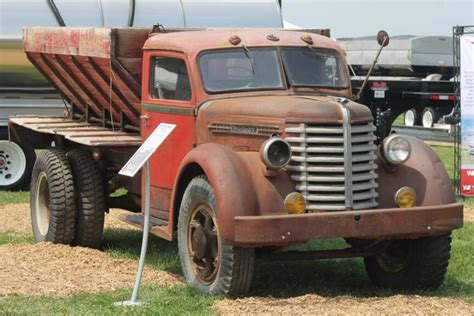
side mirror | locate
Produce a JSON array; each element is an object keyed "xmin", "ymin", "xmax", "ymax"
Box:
[
  {"xmin": 354, "ymin": 30, "xmax": 390, "ymax": 101},
  {"xmin": 377, "ymin": 30, "xmax": 390, "ymax": 47}
]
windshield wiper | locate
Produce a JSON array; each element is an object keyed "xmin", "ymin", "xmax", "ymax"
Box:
[{"xmin": 242, "ymin": 45, "xmax": 256, "ymax": 74}]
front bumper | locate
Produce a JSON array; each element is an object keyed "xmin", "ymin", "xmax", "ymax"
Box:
[{"xmin": 234, "ymin": 203, "xmax": 463, "ymax": 246}]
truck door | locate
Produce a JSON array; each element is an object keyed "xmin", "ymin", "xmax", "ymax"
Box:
[{"xmin": 141, "ymin": 51, "xmax": 196, "ymax": 223}]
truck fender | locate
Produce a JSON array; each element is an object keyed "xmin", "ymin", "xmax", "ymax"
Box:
[
  {"xmin": 377, "ymin": 136, "xmax": 455, "ymax": 208},
  {"xmin": 171, "ymin": 143, "xmax": 294, "ymax": 242}
]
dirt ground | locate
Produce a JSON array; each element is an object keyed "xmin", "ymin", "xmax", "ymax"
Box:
[{"xmin": 213, "ymin": 294, "xmax": 474, "ymax": 315}]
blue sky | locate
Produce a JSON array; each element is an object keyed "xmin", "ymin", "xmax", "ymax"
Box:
[{"xmin": 283, "ymin": 0, "xmax": 474, "ymax": 38}]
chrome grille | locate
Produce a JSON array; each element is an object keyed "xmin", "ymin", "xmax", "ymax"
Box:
[{"xmin": 285, "ymin": 122, "xmax": 378, "ymax": 211}]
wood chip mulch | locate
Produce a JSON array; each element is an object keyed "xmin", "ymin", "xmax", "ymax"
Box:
[
  {"xmin": 213, "ymin": 294, "xmax": 474, "ymax": 315},
  {"xmin": 0, "ymin": 203, "xmax": 140, "ymax": 235},
  {"xmin": 0, "ymin": 242, "xmax": 182, "ymax": 297}
]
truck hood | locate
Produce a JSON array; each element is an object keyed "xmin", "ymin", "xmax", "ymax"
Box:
[{"xmin": 197, "ymin": 95, "xmax": 373, "ymax": 146}]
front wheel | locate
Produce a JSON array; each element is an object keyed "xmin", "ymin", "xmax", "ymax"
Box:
[
  {"xmin": 177, "ymin": 176, "xmax": 255, "ymax": 296},
  {"xmin": 364, "ymin": 234, "xmax": 452, "ymax": 290},
  {"xmin": 0, "ymin": 140, "xmax": 36, "ymax": 191}
]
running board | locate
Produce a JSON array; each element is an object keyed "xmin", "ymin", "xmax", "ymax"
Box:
[{"xmin": 118, "ymin": 213, "xmax": 174, "ymax": 241}]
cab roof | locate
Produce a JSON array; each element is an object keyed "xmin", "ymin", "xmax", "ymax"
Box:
[{"xmin": 143, "ymin": 29, "xmax": 342, "ymax": 55}]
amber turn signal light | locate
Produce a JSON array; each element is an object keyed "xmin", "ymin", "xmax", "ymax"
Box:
[
  {"xmin": 395, "ymin": 187, "xmax": 417, "ymax": 208},
  {"xmin": 284, "ymin": 192, "xmax": 306, "ymax": 214}
]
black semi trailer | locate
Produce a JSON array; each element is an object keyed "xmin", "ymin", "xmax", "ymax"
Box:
[{"xmin": 339, "ymin": 35, "xmax": 456, "ymax": 135}]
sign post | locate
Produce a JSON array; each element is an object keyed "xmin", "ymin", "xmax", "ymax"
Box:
[{"xmin": 114, "ymin": 123, "xmax": 175, "ymax": 307}]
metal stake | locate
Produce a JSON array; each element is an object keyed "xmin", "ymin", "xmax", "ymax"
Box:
[{"xmin": 114, "ymin": 160, "xmax": 151, "ymax": 307}]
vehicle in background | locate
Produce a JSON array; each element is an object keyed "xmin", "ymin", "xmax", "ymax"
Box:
[
  {"xmin": 338, "ymin": 35, "xmax": 456, "ymax": 134},
  {"xmin": 9, "ymin": 26, "xmax": 462, "ymax": 295},
  {"xmin": 0, "ymin": 0, "xmax": 283, "ymax": 190}
]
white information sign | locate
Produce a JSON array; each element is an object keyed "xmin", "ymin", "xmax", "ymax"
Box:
[
  {"xmin": 119, "ymin": 123, "xmax": 176, "ymax": 178},
  {"xmin": 459, "ymin": 35, "xmax": 474, "ymax": 195}
]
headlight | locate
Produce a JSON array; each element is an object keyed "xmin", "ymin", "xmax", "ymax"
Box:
[
  {"xmin": 260, "ymin": 137, "xmax": 292, "ymax": 169},
  {"xmin": 382, "ymin": 135, "xmax": 411, "ymax": 165}
]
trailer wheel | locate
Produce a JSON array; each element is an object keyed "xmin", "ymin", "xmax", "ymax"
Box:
[
  {"xmin": 68, "ymin": 149, "xmax": 105, "ymax": 249},
  {"xmin": 177, "ymin": 176, "xmax": 254, "ymax": 296},
  {"xmin": 30, "ymin": 150, "xmax": 76, "ymax": 244},
  {"xmin": 421, "ymin": 107, "xmax": 439, "ymax": 128},
  {"xmin": 0, "ymin": 140, "xmax": 36, "ymax": 191},
  {"xmin": 364, "ymin": 234, "xmax": 451, "ymax": 290},
  {"xmin": 403, "ymin": 109, "xmax": 420, "ymax": 126}
]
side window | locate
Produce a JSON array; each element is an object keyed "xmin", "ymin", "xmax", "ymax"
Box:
[{"xmin": 151, "ymin": 57, "xmax": 191, "ymax": 101}]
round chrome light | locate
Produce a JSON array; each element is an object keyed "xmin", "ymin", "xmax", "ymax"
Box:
[
  {"xmin": 382, "ymin": 135, "xmax": 411, "ymax": 165},
  {"xmin": 260, "ymin": 137, "xmax": 292, "ymax": 169}
]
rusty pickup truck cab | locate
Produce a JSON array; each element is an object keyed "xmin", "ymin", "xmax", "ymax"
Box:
[{"xmin": 9, "ymin": 26, "xmax": 463, "ymax": 296}]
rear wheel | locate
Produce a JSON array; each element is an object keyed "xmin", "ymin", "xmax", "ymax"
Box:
[
  {"xmin": 68, "ymin": 149, "xmax": 105, "ymax": 249},
  {"xmin": 422, "ymin": 107, "xmax": 439, "ymax": 128},
  {"xmin": 403, "ymin": 108, "xmax": 419, "ymax": 126},
  {"xmin": 0, "ymin": 140, "xmax": 36, "ymax": 191},
  {"xmin": 178, "ymin": 176, "xmax": 255, "ymax": 296},
  {"xmin": 364, "ymin": 234, "xmax": 451, "ymax": 290},
  {"xmin": 30, "ymin": 150, "xmax": 76, "ymax": 244}
]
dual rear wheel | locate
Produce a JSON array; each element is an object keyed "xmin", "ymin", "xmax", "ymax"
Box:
[{"xmin": 30, "ymin": 149, "xmax": 105, "ymax": 248}]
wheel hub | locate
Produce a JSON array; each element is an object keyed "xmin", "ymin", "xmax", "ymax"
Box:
[
  {"xmin": 191, "ymin": 225, "xmax": 208, "ymax": 260},
  {"xmin": 0, "ymin": 141, "xmax": 26, "ymax": 187},
  {"xmin": 188, "ymin": 205, "xmax": 220, "ymax": 284}
]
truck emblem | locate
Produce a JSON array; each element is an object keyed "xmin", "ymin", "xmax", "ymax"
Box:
[{"xmin": 208, "ymin": 123, "xmax": 280, "ymax": 136}]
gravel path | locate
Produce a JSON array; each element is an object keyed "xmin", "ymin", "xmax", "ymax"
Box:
[{"xmin": 214, "ymin": 294, "xmax": 474, "ymax": 315}]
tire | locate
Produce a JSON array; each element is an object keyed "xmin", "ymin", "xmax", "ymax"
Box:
[
  {"xmin": 0, "ymin": 140, "xmax": 36, "ymax": 191},
  {"xmin": 177, "ymin": 176, "xmax": 255, "ymax": 296},
  {"xmin": 30, "ymin": 150, "xmax": 76, "ymax": 244},
  {"xmin": 403, "ymin": 109, "xmax": 420, "ymax": 126},
  {"xmin": 364, "ymin": 234, "xmax": 452, "ymax": 290},
  {"xmin": 421, "ymin": 107, "xmax": 439, "ymax": 128},
  {"xmin": 68, "ymin": 149, "xmax": 105, "ymax": 249}
]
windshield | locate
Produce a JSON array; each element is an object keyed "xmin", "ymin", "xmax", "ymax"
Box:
[
  {"xmin": 199, "ymin": 48, "xmax": 285, "ymax": 93},
  {"xmin": 281, "ymin": 47, "xmax": 348, "ymax": 88}
]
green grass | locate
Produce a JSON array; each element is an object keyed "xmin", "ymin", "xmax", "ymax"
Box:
[
  {"xmin": 393, "ymin": 114, "xmax": 404, "ymax": 125},
  {"xmin": 0, "ymin": 190, "xmax": 29, "ymax": 207},
  {"xmin": 0, "ymin": 231, "xmax": 33, "ymax": 244},
  {"xmin": 0, "ymin": 284, "xmax": 217, "ymax": 315}
]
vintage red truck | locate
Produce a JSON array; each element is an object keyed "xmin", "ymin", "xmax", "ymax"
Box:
[{"xmin": 9, "ymin": 26, "xmax": 463, "ymax": 296}]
